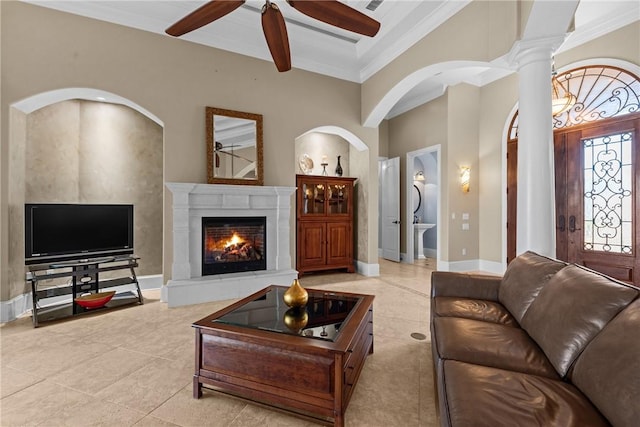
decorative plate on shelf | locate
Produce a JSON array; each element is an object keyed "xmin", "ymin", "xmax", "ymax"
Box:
[
  {"xmin": 75, "ymin": 291, "xmax": 115, "ymax": 309},
  {"xmin": 298, "ymin": 154, "xmax": 314, "ymax": 175}
]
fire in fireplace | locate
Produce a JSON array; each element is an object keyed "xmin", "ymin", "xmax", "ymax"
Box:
[{"xmin": 202, "ymin": 216, "xmax": 267, "ymax": 275}]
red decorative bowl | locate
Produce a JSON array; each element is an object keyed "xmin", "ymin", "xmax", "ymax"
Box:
[{"xmin": 75, "ymin": 291, "xmax": 116, "ymax": 309}]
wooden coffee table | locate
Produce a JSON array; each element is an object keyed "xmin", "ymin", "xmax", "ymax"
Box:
[{"xmin": 193, "ymin": 285, "xmax": 374, "ymax": 427}]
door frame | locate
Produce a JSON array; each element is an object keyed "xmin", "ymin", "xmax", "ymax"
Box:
[{"xmin": 405, "ymin": 145, "xmax": 441, "ymax": 265}]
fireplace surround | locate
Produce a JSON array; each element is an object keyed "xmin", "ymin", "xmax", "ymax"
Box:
[{"xmin": 163, "ymin": 183, "xmax": 297, "ymax": 307}]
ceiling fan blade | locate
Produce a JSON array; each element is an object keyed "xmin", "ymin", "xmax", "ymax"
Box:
[
  {"xmin": 261, "ymin": 2, "xmax": 291, "ymax": 72},
  {"xmin": 166, "ymin": 1, "xmax": 245, "ymax": 37},
  {"xmin": 287, "ymin": 0, "xmax": 380, "ymax": 37}
]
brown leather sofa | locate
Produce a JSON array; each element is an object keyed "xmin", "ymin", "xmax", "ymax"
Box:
[{"xmin": 430, "ymin": 251, "xmax": 640, "ymax": 427}]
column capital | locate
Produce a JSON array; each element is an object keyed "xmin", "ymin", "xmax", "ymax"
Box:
[{"xmin": 507, "ymin": 35, "xmax": 566, "ymax": 69}]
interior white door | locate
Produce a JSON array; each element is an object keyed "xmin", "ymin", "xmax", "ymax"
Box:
[{"xmin": 381, "ymin": 157, "xmax": 400, "ymax": 262}]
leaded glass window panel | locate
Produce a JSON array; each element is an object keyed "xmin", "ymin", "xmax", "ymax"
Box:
[{"xmin": 582, "ymin": 132, "xmax": 633, "ymax": 254}]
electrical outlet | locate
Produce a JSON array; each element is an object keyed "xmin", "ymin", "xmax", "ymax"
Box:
[
  {"xmin": 462, "ymin": 248, "xmax": 467, "ymax": 256},
  {"xmin": 462, "ymin": 213, "xmax": 469, "ymax": 220},
  {"xmin": 462, "ymin": 223, "xmax": 469, "ymax": 230}
]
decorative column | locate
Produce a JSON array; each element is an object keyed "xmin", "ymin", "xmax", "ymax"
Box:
[{"xmin": 511, "ymin": 39, "xmax": 562, "ymax": 258}]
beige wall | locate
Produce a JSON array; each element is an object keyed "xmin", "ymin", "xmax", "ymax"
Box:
[
  {"xmin": 378, "ymin": 120, "xmax": 389, "ymax": 159},
  {"xmin": 1, "ymin": 2, "xmax": 378, "ymax": 301},
  {"xmin": 478, "ymin": 73, "xmax": 518, "ymax": 264},
  {"xmin": 446, "ymin": 84, "xmax": 480, "ymax": 262},
  {"xmin": 7, "ymin": 109, "xmax": 26, "ymax": 301}
]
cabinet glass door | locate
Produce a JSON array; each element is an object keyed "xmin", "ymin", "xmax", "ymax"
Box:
[
  {"xmin": 328, "ymin": 183, "xmax": 349, "ymax": 214},
  {"xmin": 302, "ymin": 182, "xmax": 326, "ymax": 215}
]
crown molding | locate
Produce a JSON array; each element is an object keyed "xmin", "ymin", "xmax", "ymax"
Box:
[
  {"xmin": 558, "ymin": 4, "xmax": 640, "ymax": 54},
  {"xmin": 358, "ymin": 0, "xmax": 471, "ymax": 83}
]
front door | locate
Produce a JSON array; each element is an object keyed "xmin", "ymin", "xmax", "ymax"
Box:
[{"xmin": 555, "ymin": 114, "xmax": 640, "ymax": 285}]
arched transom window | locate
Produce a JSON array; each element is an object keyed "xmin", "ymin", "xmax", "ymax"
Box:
[{"xmin": 508, "ymin": 65, "xmax": 640, "ymax": 140}]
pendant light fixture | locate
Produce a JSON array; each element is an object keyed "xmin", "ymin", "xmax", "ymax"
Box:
[{"xmin": 551, "ymin": 61, "xmax": 576, "ymax": 116}]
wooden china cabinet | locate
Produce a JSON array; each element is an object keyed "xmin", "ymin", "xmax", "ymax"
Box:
[{"xmin": 296, "ymin": 174, "xmax": 357, "ymax": 275}]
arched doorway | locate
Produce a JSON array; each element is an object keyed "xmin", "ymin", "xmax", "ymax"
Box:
[{"xmin": 507, "ymin": 64, "xmax": 640, "ymax": 286}]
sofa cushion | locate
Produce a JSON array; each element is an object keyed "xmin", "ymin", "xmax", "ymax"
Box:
[
  {"xmin": 442, "ymin": 360, "xmax": 609, "ymax": 427},
  {"xmin": 569, "ymin": 298, "xmax": 640, "ymax": 427},
  {"xmin": 521, "ymin": 264, "xmax": 638, "ymax": 377},
  {"xmin": 498, "ymin": 251, "xmax": 566, "ymax": 323},
  {"xmin": 433, "ymin": 297, "xmax": 517, "ymax": 326},
  {"xmin": 433, "ymin": 317, "xmax": 558, "ymax": 378}
]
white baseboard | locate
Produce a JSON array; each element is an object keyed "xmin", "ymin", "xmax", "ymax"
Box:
[
  {"xmin": 479, "ymin": 260, "xmax": 506, "ymax": 275},
  {"xmin": 423, "ymin": 248, "xmax": 437, "ymax": 258},
  {"xmin": 438, "ymin": 259, "xmax": 480, "ymax": 272},
  {"xmin": 0, "ymin": 274, "xmax": 162, "ymax": 323},
  {"xmin": 356, "ymin": 261, "xmax": 380, "ymax": 277},
  {"xmin": 0, "ymin": 293, "xmax": 32, "ymax": 323},
  {"xmin": 138, "ymin": 274, "xmax": 163, "ymax": 290},
  {"xmin": 437, "ymin": 259, "xmax": 506, "ymax": 275}
]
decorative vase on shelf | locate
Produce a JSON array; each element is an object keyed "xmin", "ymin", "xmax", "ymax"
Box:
[
  {"xmin": 335, "ymin": 155, "xmax": 343, "ymax": 177},
  {"xmin": 283, "ymin": 279, "xmax": 308, "ymax": 308}
]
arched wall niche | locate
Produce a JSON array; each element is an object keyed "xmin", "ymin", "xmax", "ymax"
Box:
[
  {"xmin": 6, "ymin": 88, "xmax": 164, "ymax": 308},
  {"xmin": 294, "ymin": 125, "xmax": 375, "ymax": 275}
]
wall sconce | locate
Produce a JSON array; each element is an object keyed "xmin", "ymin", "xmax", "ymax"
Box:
[
  {"xmin": 414, "ymin": 171, "xmax": 425, "ymax": 181},
  {"xmin": 460, "ymin": 166, "xmax": 470, "ymax": 193}
]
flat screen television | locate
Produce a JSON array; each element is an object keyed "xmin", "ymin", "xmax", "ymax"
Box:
[{"xmin": 25, "ymin": 203, "xmax": 134, "ymax": 265}]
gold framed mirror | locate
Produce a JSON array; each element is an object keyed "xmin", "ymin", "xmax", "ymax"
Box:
[{"xmin": 206, "ymin": 107, "xmax": 263, "ymax": 185}]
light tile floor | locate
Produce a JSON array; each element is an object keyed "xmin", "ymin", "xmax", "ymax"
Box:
[{"xmin": 0, "ymin": 259, "xmax": 437, "ymax": 426}]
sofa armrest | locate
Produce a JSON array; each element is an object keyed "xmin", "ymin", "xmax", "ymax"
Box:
[{"xmin": 431, "ymin": 271, "xmax": 501, "ymax": 301}]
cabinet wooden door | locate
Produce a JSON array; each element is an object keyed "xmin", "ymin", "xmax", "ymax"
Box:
[
  {"xmin": 299, "ymin": 177, "xmax": 328, "ymax": 216},
  {"xmin": 327, "ymin": 222, "xmax": 351, "ymax": 267},
  {"xmin": 298, "ymin": 222, "xmax": 326, "ymax": 269}
]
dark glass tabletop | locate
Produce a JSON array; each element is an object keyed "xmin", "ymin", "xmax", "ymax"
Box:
[{"xmin": 213, "ymin": 286, "xmax": 362, "ymax": 342}]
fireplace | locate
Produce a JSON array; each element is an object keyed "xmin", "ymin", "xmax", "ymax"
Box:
[
  {"xmin": 164, "ymin": 182, "xmax": 297, "ymax": 307},
  {"xmin": 202, "ymin": 216, "xmax": 266, "ymax": 275}
]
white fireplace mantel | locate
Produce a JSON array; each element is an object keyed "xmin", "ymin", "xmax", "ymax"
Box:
[{"xmin": 162, "ymin": 182, "xmax": 298, "ymax": 307}]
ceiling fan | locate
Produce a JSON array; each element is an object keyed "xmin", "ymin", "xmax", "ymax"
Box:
[{"xmin": 165, "ymin": 0, "xmax": 381, "ymax": 72}]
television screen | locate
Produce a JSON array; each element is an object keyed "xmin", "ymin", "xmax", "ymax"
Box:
[{"xmin": 25, "ymin": 204, "xmax": 134, "ymax": 264}]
